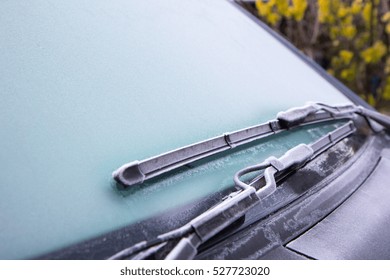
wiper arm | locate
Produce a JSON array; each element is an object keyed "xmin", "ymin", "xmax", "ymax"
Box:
[
  {"xmin": 108, "ymin": 120, "xmax": 356, "ymax": 260},
  {"xmin": 277, "ymin": 102, "xmax": 390, "ymax": 129},
  {"xmin": 113, "ymin": 102, "xmax": 386, "ymax": 187}
]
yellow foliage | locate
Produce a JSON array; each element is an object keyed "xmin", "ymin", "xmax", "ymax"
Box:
[
  {"xmin": 256, "ymin": 0, "xmax": 307, "ymax": 24},
  {"xmin": 383, "ymin": 77, "xmax": 390, "ymax": 100},
  {"xmin": 254, "ymin": 0, "xmax": 389, "ymax": 108},
  {"xmin": 340, "ymin": 68, "xmax": 355, "ymax": 81},
  {"xmin": 339, "ymin": 50, "xmax": 354, "ymax": 64},
  {"xmin": 341, "ymin": 15, "xmax": 353, "ymax": 25},
  {"xmin": 362, "ymin": 2, "xmax": 372, "ymax": 26},
  {"xmin": 351, "ymin": 0, "xmax": 363, "ymax": 14},
  {"xmin": 256, "ymin": 0, "xmax": 272, "ymax": 17},
  {"xmin": 289, "ymin": 0, "xmax": 308, "ymax": 21},
  {"xmin": 318, "ymin": 0, "xmax": 331, "ymax": 23},
  {"xmin": 341, "ymin": 25, "xmax": 357, "ymax": 39},
  {"xmin": 267, "ymin": 12, "xmax": 281, "ymax": 26},
  {"xmin": 275, "ymin": 0, "xmax": 290, "ymax": 16},
  {"xmin": 382, "ymin": 11, "xmax": 390, "ymax": 22},
  {"xmin": 330, "ymin": 26, "xmax": 339, "ymax": 39},
  {"xmin": 361, "ymin": 41, "xmax": 387, "ymax": 64},
  {"xmin": 338, "ymin": 6, "xmax": 349, "ymax": 18}
]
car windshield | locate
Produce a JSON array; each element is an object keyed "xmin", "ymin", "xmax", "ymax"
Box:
[{"xmin": 0, "ymin": 0, "xmax": 350, "ymax": 259}]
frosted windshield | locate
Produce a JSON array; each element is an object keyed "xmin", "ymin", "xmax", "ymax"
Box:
[{"xmin": 0, "ymin": 0, "xmax": 350, "ymax": 259}]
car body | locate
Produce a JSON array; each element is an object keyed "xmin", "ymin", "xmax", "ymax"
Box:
[{"xmin": 1, "ymin": 0, "xmax": 389, "ymax": 260}]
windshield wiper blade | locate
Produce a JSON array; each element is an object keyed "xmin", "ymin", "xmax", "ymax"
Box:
[
  {"xmin": 108, "ymin": 120, "xmax": 356, "ymax": 260},
  {"xmin": 113, "ymin": 103, "xmax": 372, "ymax": 187}
]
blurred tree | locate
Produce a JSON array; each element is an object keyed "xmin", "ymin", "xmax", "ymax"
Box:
[{"xmin": 253, "ymin": 0, "xmax": 390, "ymax": 109}]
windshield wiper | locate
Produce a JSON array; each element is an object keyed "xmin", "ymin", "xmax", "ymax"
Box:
[
  {"xmin": 108, "ymin": 120, "xmax": 356, "ymax": 260},
  {"xmin": 108, "ymin": 103, "xmax": 390, "ymax": 260},
  {"xmin": 113, "ymin": 102, "xmax": 390, "ymax": 188}
]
